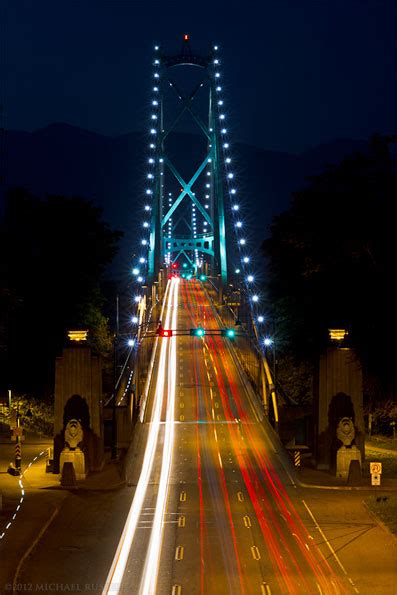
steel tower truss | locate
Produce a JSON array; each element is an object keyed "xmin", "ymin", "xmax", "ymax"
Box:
[{"xmin": 148, "ymin": 37, "xmax": 227, "ymax": 286}]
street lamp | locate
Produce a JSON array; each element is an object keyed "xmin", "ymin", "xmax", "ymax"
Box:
[{"xmin": 263, "ymin": 335, "xmax": 277, "ymax": 387}]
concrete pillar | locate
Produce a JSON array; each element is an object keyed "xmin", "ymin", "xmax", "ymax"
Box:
[
  {"xmin": 53, "ymin": 345, "xmax": 104, "ymax": 473},
  {"xmin": 315, "ymin": 347, "xmax": 364, "ymax": 470}
]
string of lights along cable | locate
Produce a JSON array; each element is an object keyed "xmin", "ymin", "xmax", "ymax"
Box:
[
  {"xmin": 130, "ymin": 35, "xmax": 268, "ymax": 348},
  {"xmin": 101, "ymin": 34, "xmax": 354, "ymax": 595}
]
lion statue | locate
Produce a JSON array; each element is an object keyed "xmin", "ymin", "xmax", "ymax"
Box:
[
  {"xmin": 64, "ymin": 419, "xmax": 84, "ymax": 450},
  {"xmin": 336, "ymin": 417, "xmax": 355, "ymax": 447}
]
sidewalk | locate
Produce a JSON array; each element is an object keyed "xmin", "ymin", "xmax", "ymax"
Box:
[
  {"xmin": 0, "ymin": 440, "xmax": 126, "ymax": 592},
  {"xmin": 300, "ymin": 488, "xmax": 397, "ymax": 594},
  {"xmin": 290, "ymin": 449, "xmax": 397, "ymax": 594},
  {"xmin": 296, "ymin": 462, "xmax": 397, "ymax": 491},
  {"xmin": 287, "ymin": 440, "xmax": 397, "ymax": 491}
]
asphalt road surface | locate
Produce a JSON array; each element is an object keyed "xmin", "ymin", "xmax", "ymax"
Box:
[{"xmin": 103, "ymin": 277, "xmax": 354, "ymax": 595}]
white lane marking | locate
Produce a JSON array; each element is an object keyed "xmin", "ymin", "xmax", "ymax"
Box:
[
  {"xmin": 286, "ymin": 470, "xmax": 296, "ymax": 488},
  {"xmin": 0, "ymin": 450, "xmax": 47, "ymax": 543},
  {"xmin": 102, "ymin": 281, "xmax": 173, "ymax": 594},
  {"xmin": 139, "ymin": 278, "xmax": 180, "ymax": 595},
  {"xmin": 302, "ymin": 499, "xmax": 359, "ymax": 593}
]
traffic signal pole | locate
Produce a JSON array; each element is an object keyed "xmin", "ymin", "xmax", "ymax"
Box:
[{"xmin": 15, "ymin": 410, "xmax": 22, "ymax": 472}]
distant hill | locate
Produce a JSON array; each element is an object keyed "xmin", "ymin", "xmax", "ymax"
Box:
[{"xmin": 3, "ymin": 123, "xmax": 369, "ymax": 277}]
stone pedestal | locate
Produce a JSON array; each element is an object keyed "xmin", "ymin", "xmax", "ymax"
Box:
[
  {"xmin": 60, "ymin": 449, "xmax": 86, "ymax": 480},
  {"xmin": 315, "ymin": 347, "xmax": 364, "ymax": 469},
  {"xmin": 53, "ymin": 345, "xmax": 104, "ymax": 473},
  {"xmin": 336, "ymin": 446, "xmax": 361, "ymax": 479}
]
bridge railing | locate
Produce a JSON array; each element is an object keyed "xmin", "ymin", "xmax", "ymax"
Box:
[{"xmin": 204, "ymin": 280, "xmax": 266, "ymax": 403}]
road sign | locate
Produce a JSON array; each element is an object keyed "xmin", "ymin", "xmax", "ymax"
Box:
[
  {"xmin": 371, "ymin": 474, "xmax": 381, "ymax": 486},
  {"xmin": 370, "ymin": 462, "xmax": 382, "ymax": 475}
]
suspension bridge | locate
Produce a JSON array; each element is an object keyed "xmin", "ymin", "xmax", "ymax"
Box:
[{"xmin": 103, "ymin": 36, "xmax": 351, "ymax": 595}]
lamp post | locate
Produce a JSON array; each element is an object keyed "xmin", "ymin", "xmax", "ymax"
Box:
[
  {"xmin": 264, "ymin": 335, "xmax": 276, "ymax": 387},
  {"xmin": 110, "ymin": 322, "xmax": 139, "ymax": 459},
  {"xmin": 111, "ymin": 332, "xmax": 118, "ymax": 460},
  {"xmin": 111, "ymin": 294, "xmax": 120, "ymax": 460}
]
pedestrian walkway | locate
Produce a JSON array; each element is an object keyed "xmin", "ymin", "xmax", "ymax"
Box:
[{"xmin": 366, "ymin": 443, "xmax": 397, "ymax": 457}]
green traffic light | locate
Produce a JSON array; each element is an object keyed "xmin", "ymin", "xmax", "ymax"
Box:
[
  {"xmin": 190, "ymin": 328, "xmax": 205, "ymax": 337},
  {"xmin": 199, "ymin": 275, "xmax": 207, "ymax": 281},
  {"xmin": 183, "ymin": 263, "xmax": 188, "ymax": 268},
  {"xmin": 181, "ymin": 273, "xmax": 186, "ymax": 278},
  {"xmin": 221, "ymin": 328, "xmax": 236, "ymax": 338}
]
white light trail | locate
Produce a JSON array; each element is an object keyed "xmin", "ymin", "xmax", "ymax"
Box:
[
  {"xmin": 139, "ymin": 277, "xmax": 179, "ymax": 594},
  {"xmin": 102, "ymin": 280, "xmax": 175, "ymax": 594}
]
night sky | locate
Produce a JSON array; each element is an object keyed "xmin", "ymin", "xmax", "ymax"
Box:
[{"xmin": 3, "ymin": 0, "xmax": 397, "ymax": 153}]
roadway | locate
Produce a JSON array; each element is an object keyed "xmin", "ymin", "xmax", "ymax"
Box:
[{"xmin": 104, "ymin": 277, "xmax": 353, "ymax": 595}]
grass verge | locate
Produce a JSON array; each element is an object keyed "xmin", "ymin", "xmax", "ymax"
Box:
[{"xmin": 366, "ymin": 434, "xmax": 397, "ymax": 451}]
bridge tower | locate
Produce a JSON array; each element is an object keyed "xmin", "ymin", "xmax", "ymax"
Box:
[{"xmin": 146, "ymin": 36, "xmax": 228, "ymax": 287}]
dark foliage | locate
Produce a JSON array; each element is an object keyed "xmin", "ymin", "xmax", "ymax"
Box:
[
  {"xmin": 262, "ymin": 135, "xmax": 397, "ymax": 401},
  {"xmin": 1, "ymin": 188, "xmax": 123, "ymax": 396}
]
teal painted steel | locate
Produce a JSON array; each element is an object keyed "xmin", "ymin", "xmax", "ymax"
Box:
[{"xmin": 147, "ymin": 38, "xmax": 228, "ymax": 288}]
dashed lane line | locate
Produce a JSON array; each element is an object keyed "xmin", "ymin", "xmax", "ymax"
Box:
[{"xmin": 243, "ymin": 515, "xmax": 252, "ymax": 528}]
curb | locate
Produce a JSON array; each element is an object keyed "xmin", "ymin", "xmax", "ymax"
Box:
[
  {"xmin": 361, "ymin": 498, "xmax": 397, "ymax": 543},
  {"xmin": 76, "ymin": 479, "xmax": 126, "ymax": 492},
  {"xmin": 297, "ymin": 477, "xmax": 397, "ymax": 492}
]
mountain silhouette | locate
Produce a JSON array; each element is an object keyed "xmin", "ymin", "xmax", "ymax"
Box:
[{"xmin": 4, "ymin": 123, "xmax": 368, "ymax": 277}]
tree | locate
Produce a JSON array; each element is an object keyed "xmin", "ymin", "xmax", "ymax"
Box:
[
  {"xmin": 262, "ymin": 135, "xmax": 397, "ymax": 403},
  {"xmin": 1, "ymin": 188, "xmax": 123, "ymax": 396}
]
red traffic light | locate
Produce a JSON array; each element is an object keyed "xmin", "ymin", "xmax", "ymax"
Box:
[
  {"xmin": 172, "ymin": 263, "xmax": 178, "ymax": 269},
  {"xmin": 160, "ymin": 329, "xmax": 173, "ymax": 338}
]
